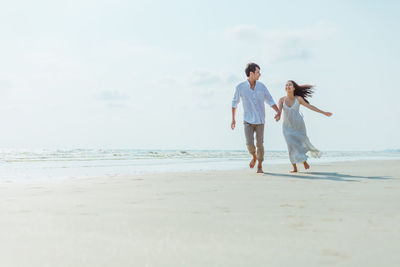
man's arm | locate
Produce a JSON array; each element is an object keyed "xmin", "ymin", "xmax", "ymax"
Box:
[
  {"xmin": 231, "ymin": 107, "xmax": 236, "ymax": 130},
  {"xmin": 271, "ymin": 104, "xmax": 279, "ymax": 113},
  {"xmin": 263, "ymin": 85, "xmax": 280, "ymax": 119},
  {"xmin": 231, "ymin": 87, "xmax": 240, "ymax": 130}
]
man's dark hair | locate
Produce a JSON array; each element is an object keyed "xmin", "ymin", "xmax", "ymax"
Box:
[{"xmin": 245, "ymin": 63, "xmax": 260, "ymax": 77}]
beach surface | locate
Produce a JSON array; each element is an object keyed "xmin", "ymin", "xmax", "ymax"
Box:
[{"xmin": 1, "ymin": 160, "xmax": 399, "ymax": 267}]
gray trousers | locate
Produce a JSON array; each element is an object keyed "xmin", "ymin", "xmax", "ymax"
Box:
[{"xmin": 244, "ymin": 121, "xmax": 265, "ymax": 162}]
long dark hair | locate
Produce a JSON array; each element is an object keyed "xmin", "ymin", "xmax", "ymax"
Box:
[{"xmin": 288, "ymin": 80, "xmax": 314, "ymax": 104}]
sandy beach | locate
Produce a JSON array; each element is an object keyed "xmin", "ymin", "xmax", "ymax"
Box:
[{"xmin": 0, "ymin": 159, "xmax": 399, "ymax": 267}]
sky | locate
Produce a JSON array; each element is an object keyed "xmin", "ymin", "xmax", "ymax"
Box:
[{"xmin": 0, "ymin": 0, "xmax": 399, "ymax": 151}]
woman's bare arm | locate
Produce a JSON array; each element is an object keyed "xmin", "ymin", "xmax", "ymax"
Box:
[
  {"xmin": 296, "ymin": 96, "xmax": 332, "ymax": 117},
  {"xmin": 275, "ymin": 97, "xmax": 284, "ymax": 121}
]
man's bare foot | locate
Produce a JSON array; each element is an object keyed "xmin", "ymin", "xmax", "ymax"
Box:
[
  {"xmin": 303, "ymin": 161, "xmax": 310, "ymax": 170},
  {"xmin": 290, "ymin": 164, "xmax": 297, "ymax": 173},
  {"xmin": 249, "ymin": 155, "xmax": 257, "ymax": 168},
  {"xmin": 257, "ymin": 162, "xmax": 263, "ymax": 173}
]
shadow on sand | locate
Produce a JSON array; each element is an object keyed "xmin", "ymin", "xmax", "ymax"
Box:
[{"xmin": 262, "ymin": 171, "xmax": 391, "ymax": 182}]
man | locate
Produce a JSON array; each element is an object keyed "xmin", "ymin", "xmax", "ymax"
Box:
[{"xmin": 231, "ymin": 63, "xmax": 280, "ymax": 173}]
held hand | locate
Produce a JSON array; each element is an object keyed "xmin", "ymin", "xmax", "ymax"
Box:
[
  {"xmin": 274, "ymin": 113, "xmax": 281, "ymax": 122},
  {"xmin": 231, "ymin": 120, "xmax": 236, "ymax": 130},
  {"xmin": 324, "ymin": 112, "xmax": 333, "ymax": 117}
]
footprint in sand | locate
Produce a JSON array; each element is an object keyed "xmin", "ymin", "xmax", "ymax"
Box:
[
  {"xmin": 323, "ymin": 249, "xmax": 351, "ymax": 260},
  {"xmin": 216, "ymin": 206, "xmax": 231, "ymax": 213}
]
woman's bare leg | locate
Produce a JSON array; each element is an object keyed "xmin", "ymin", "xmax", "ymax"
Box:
[{"xmin": 290, "ymin": 163, "xmax": 298, "ymax": 173}]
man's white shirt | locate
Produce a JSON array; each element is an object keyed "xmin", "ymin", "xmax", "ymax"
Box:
[{"xmin": 232, "ymin": 80, "xmax": 276, "ymax": 124}]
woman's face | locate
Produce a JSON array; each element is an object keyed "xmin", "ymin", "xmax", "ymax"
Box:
[{"xmin": 285, "ymin": 81, "xmax": 294, "ymax": 93}]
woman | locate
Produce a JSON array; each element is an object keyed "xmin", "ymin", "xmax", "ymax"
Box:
[{"xmin": 275, "ymin": 80, "xmax": 332, "ymax": 172}]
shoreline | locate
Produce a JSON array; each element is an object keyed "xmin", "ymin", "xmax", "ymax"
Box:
[{"xmin": 2, "ymin": 157, "xmax": 400, "ymax": 182}]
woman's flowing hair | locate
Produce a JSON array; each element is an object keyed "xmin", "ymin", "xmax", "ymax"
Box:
[{"xmin": 289, "ymin": 80, "xmax": 314, "ymax": 104}]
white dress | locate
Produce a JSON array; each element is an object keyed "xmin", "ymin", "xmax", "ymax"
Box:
[{"xmin": 282, "ymin": 97, "xmax": 322, "ymax": 164}]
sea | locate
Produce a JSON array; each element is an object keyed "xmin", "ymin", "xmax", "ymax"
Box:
[{"xmin": 0, "ymin": 149, "xmax": 399, "ymax": 180}]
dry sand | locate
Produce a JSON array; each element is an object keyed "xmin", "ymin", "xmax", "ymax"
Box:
[{"xmin": 0, "ymin": 160, "xmax": 399, "ymax": 267}]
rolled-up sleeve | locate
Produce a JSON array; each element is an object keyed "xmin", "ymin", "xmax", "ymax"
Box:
[
  {"xmin": 264, "ymin": 86, "xmax": 276, "ymax": 106},
  {"xmin": 232, "ymin": 86, "xmax": 240, "ymax": 108}
]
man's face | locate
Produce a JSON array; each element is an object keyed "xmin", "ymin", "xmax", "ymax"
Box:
[{"xmin": 252, "ymin": 68, "xmax": 261, "ymax": 80}]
